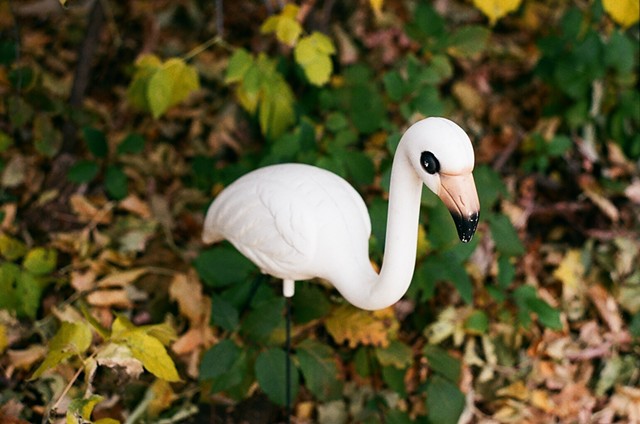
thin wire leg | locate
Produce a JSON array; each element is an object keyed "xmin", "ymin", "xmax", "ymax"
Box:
[{"xmin": 285, "ymin": 296, "xmax": 292, "ymax": 424}]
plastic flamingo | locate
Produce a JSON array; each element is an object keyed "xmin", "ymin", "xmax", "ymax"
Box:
[{"xmin": 202, "ymin": 117, "xmax": 480, "ymax": 310}]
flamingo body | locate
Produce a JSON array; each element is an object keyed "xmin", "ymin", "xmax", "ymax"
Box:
[{"xmin": 203, "ymin": 117, "xmax": 480, "ymax": 310}]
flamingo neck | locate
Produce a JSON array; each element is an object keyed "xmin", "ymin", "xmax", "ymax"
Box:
[{"xmin": 338, "ymin": 143, "xmax": 423, "ymax": 310}]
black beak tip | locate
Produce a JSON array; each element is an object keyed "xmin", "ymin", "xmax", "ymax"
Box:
[{"xmin": 451, "ymin": 211, "xmax": 480, "ymax": 243}]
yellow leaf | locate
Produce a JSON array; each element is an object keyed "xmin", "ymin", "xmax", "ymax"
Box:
[
  {"xmin": 294, "ymin": 32, "xmax": 336, "ymax": 86},
  {"xmin": 115, "ymin": 329, "xmax": 181, "ymax": 381},
  {"xmin": 260, "ymin": 4, "xmax": 302, "ymax": 46},
  {"xmin": 0, "ymin": 233, "xmax": 27, "ymax": 260},
  {"xmin": 325, "ymin": 305, "xmax": 397, "ymax": 348},
  {"xmin": 472, "ymin": 0, "xmax": 522, "ymax": 25},
  {"xmin": 603, "ymin": 0, "xmax": 640, "ymax": 28},
  {"xmin": 369, "ymin": 0, "xmax": 383, "ymax": 18},
  {"xmin": 553, "ymin": 249, "xmax": 584, "ymax": 290},
  {"xmin": 31, "ymin": 321, "xmax": 92, "ymax": 379},
  {"xmin": 148, "ymin": 379, "xmax": 177, "ymax": 417},
  {"xmin": 0, "ymin": 324, "xmax": 7, "ymax": 354}
]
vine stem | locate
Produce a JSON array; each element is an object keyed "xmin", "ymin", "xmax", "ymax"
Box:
[
  {"xmin": 181, "ymin": 36, "xmax": 232, "ymax": 62},
  {"xmin": 44, "ymin": 350, "xmax": 98, "ymax": 424}
]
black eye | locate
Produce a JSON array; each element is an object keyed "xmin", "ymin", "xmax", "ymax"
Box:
[{"xmin": 420, "ymin": 151, "xmax": 440, "ymax": 175}]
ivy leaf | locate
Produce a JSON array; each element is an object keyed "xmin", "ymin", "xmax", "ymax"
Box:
[
  {"xmin": 472, "ymin": 0, "xmax": 523, "ymax": 25},
  {"xmin": 31, "ymin": 321, "xmax": 92, "ymax": 379},
  {"xmin": 602, "ymin": 0, "xmax": 640, "ymax": 28},
  {"xmin": 83, "ymin": 126, "xmax": 108, "ymax": 158},
  {"xmin": 294, "ymin": 32, "xmax": 336, "ymax": 86},
  {"xmin": 260, "ymin": 4, "xmax": 302, "ymax": 46},
  {"xmin": 105, "ymin": 165, "xmax": 128, "ymax": 200},
  {"xmin": 255, "ymin": 347, "xmax": 300, "ymax": 406}
]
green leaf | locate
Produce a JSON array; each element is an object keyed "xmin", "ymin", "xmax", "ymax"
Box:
[
  {"xmin": 375, "ymin": 340, "xmax": 413, "ymax": 369},
  {"xmin": 258, "ymin": 70, "xmax": 296, "ymax": 139},
  {"xmin": 31, "ymin": 321, "xmax": 92, "ymax": 379},
  {"xmin": 113, "ymin": 328, "xmax": 181, "ymax": 382},
  {"xmin": 474, "ymin": 165, "xmax": 508, "ymax": 210},
  {"xmin": 447, "ymin": 25, "xmax": 490, "ymax": 58},
  {"xmin": 382, "ymin": 365, "xmax": 407, "ymax": 396},
  {"xmin": 294, "ymin": 32, "xmax": 336, "ymax": 86},
  {"xmin": 426, "ymin": 375, "xmax": 466, "ymax": 424},
  {"xmin": 464, "ymin": 310, "xmax": 489, "ymax": 335},
  {"xmin": 199, "ymin": 339, "xmax": 241, "ymax": 381},
  {"xmin": 497, "ymin": 255, "xmax": 516, "ymax": 289},
  {"xmin": 526, "ymin": 297, "xmax": 562, "ymax": 330},
  {"xmin": 343, "ymin": 151, "xmax": 375, "ymax": 186},
  {"xmin": 211, "ymin": 294, "xmax": 239, "ymax": 331},
  {"xmin": 605, "ymin": 31, "xmax": 635, "ymax": 74},
  {"xmin": 225, "ymin": 49, "xmax": 254, "ymax": 84},
  {"xmin": 241, "ymin": 297, "xmax": 285, "ymax": 344},
  {"xmin": 383, "ymin": 70, "xmax": 407, "ymax": 102},
  {"xmin": 297, "ymin": 339, "xmax": 342, "ymax": 401},
  {"xmin": 117, "ymin": 133, "xmax": 145, "ymax": 155},
  {"xmin": 488, "ymin": 214, "xmax": 525, "ymax": 257},
  {"xmin": 292, "ymin": 284, "xmax": 331, "ymax": 324},
  {"xmin": 105, "ymin": 165, "xmax": 128, "ymax": 200},
  {"xmin": 255, "ymin": 347, "xmax": 299, "ymax": 406},
  {"xmin": 17, "ymin": 271, "xmax": 44, "ymax": 319},
  {"xmin": 423, "ymin": 345, "xmax": 461, "ymax": 383},
  {"xmin": 67, "ymin": 160, "xmax": 99, "ymax": 184},
  {"xmin": 66, "ymin": 394, "xmax": 104, "ymax": 424},
  {"xmin": 0, "ymin": 233, "xmax": 27, "ymax": 260},
  {"xmin": 0, "ymin": 130, "xmax": 12, "ymax": 153},
  {"xmin": 194, "ymin": 246, "xmax": 255, "ymax": 287},
  {"xmin": 33, "ymin": 115, "xmax": 61, "ymax": 157},
  {"xmin": 83, "ymin": 126, "xmax": 108, "ymax": 158},
  {"xmin": 0, "ymin": 262, "xmax": 20, "ymax": 312},
  {"xmin": 23, "ymin": 247, "xmax": 57, "ymax": 275}
]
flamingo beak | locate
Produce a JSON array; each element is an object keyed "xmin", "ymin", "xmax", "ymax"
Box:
[{"xmin": 438, "ymin": 173, "xmax": 480, "ymax": 243}]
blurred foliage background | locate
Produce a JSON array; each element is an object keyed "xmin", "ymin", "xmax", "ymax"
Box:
[{"xmin": 0, "ymin": 0, "xmax": 638, "ymax": 423}]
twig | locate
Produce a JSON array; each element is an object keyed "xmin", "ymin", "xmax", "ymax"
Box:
[
  {"xmin": 181, "ymin": 35, "xmax": 232, "ymax": 62},
  {"xmin": 61, "ymin": 0, "xmax": 106, "ymax": 153},
  {"xmin": 215, "ymin": 0, "xmax": 224, "ymax": 38}
]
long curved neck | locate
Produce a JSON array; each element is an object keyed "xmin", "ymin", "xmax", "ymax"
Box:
[{"xmin": 337, "ymin": 143, "xmax": 423, "ymax": 310}]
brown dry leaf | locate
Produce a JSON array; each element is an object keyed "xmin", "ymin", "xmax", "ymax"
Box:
[
  {"xmin": 7, "ymin": 345, "xmax": 47, "ymax": 370},
  {"xmin": 624, "ymin": 179, "xmax": 640, "ymax": 204},
  {"xmin": 70, "ymin": 194, "xmax": 113, "ymax": 224},
  {"xmin": 325, "ymin": 304, "xmax": 397, "ymax": 348},
  {"xmin": 578, "ymin": 175, "xmax": 619, "ymax": 222},
  {"xmin": 96, "ymin": 267, "xmax": 151, "ymax": 288},
  {"xmin": 606, "ymin": 386, "xmax": 640, "ymax": 422},
  {"xmin": 96, "ymin": 343, "xmax": 144, "ymax": 380},
  {"xmin": 452, "ymin": 81, "xmax": 486, "ymax": 117},
  {"xmin": 169, "ymin": 272, "xmax": 208, "ymax": 325},
  {"xmin": 119, "ymin": 194, "xmax": 152, "ymax": 219},
  {"xmin": 70, "ymin": 269, "xmax": 97, "ymax": 292},
  {"xmin": 587, "ymin": 285, "xmax": 623, "ymax": 333},
  {"xmin": 552, "ymin": 383, "xmax": 596, "ymax": 420},
  {"xmin": 86, "ymin": 289, "xmax": 134, "ymax": 308}
]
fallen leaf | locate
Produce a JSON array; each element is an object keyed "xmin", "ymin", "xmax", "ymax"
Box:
[
  {"xmin": 169, "ymin": 272, "xmax": 208, "ymax": 325},
  {"xmin": 602, "ymin": 0, "xmax": 640, "ymax": 28},
  {"xmin": 325, "ymin": 305, "xmax": 397, "ymax": 348},
  {"xmin": 579, "ymin": 175, "xmax": 619, "ymax": 222},
  {"xmin": 87, "ymin": 289, "xmax": 134, "ymax": 308},
  {"xmin": 70, "ymin": 194, "xmax": 113, "ymax": 224},
  {"xmin": 95, "ymin": 342, "xmax": 144, "ymax": 380},
  {"xmin": 119, "ymin": 194, "xmax": 152, "ymax": 218},
  {"xmin": 472, "ymin": 0, "xmax": 523, "ymax": 25},
  {"xmin": 588, "ymin": 285, "xmax": 623, "ymax": 333},
  {"xmin": 96, "ymin": 267, "xmax": 150, "ymax": 288},
  {"xmin": 8, "ymin": 345, "xmax": 47, "ymax": 370}
]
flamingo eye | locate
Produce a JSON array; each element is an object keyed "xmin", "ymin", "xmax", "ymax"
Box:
[{"xmin": 420, "ymin": 151, "xmax": 440, "ymax": 175}]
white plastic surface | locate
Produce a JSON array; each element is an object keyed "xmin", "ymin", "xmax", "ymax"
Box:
[{"xmin": 202, "ymin": 117, "xmax": 480, "ymax": 310}]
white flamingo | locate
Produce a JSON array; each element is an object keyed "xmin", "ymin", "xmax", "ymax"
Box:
[{"xmin": 202, "ymin": 117, "xmax": 480, "ymax": 311}]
